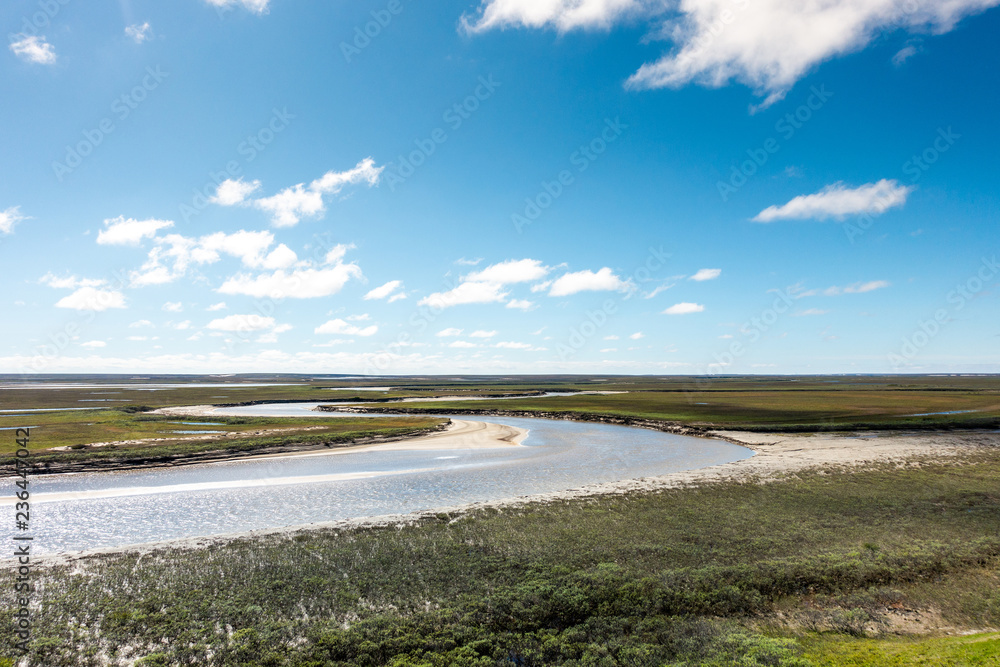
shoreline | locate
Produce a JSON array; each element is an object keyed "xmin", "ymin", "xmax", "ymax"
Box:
[{"xmin": 19, "ymin": 428, "xmax": 998, "ymax": 566}]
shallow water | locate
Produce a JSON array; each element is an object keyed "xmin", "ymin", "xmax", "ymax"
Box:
[{"xmin": 8, "ymin": 405, "xmax": 753, "ymax": 554}]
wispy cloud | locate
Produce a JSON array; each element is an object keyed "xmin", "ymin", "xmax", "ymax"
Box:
[
  {"xmin": 252, "ymin": 158, "xmax": 382, "ymax": 227},
  {"xmin": 125, "ymin": 22, "xmax": 152, "ymax": 44},
  {"xmin": 754, "ymin": 180, "xmax": 913, "ymax": 223}
]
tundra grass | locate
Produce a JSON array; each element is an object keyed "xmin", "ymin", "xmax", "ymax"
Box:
[
  {"xmin": 799, "ymin": 632, "xmax": 1000, "ymax": 665},
  {"xmin": 0, "ymin": 408, "xmax": 446, "ymax": 469},
  {"xmin": 3, "ymin": 448, "xmax": 998, "ymax": 665}
]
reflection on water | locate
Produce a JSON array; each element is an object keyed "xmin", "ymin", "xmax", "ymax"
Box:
[{"xmin": 12, "ymin": 407, "xmax": 752, "ymax": 554}]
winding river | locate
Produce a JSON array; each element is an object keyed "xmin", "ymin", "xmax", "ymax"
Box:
[{"xmin": 11, "ymin": 404, "xmax": 753, "ymax": 554}]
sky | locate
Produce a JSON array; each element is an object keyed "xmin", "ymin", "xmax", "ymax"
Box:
[{"xmin": 1, "ymin": 0, "xmax": 998, "ymax": 375}]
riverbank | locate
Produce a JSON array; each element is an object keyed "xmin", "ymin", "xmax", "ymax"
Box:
[
  {"xmin": 5, "ymin": 430, "xmax": 998, "ymax": 665},
  {"xmin": 22, "ymin": 428, "xmax": 997, "ymax": 567}
]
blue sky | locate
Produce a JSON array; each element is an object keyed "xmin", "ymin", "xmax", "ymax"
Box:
[{"xmin": 2, "ymin": 0, "xmax": 998, "ymax": 375}]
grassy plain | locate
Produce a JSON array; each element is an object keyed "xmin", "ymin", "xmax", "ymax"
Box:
[{"xmin": 2, "ymin": 375, "xmax": 999, "ymax": 664}]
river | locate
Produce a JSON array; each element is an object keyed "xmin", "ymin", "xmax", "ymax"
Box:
[{"xmin": 12, "ymin": 404, "xmax": 753, "ymax": 554}]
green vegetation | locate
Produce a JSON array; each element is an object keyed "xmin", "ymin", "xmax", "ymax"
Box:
[
  {"xmin": 800, "ymin": 632, "xmax": 1000, "ymax": 665},
  {"xmin": 0, "ymin": 408, "xmax": 445, "ymax": 470},
  {"xmin": 5, "ymin": 447, "xmax": 999, "ymax": 665},
  {"xmin": 3, "ymin": 374, "xmax": 1000, "ymax": 431}
]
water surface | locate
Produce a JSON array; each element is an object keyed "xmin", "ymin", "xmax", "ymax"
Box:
[{"xmin": 9, "ymin": 405, "xmax": 752, "ymax": 554}]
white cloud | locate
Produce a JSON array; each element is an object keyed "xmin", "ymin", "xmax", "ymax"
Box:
[
  {"xmin": 689, "ymin": 268, "xmax": 721, "ymax": 282},
  {"xmin": 129, "ymin": 320, "xmax": 152, "ymax": 328},
  {"xmin": 364, "ymin": 280, "xmax": 405, "ymax": 301},
  {"xmin": 125, "ymin": 22, "xmax": 152, "ymax": 44},
  {"xmin": 506, "ymin": 299, "xmax": 535, "ymax": 311},
  {"xmin": 494, "ymin": 341, "xmax": 546, "ymax": 351},
  {"xmin": 625, "ymin": 0, "xmax": 1000, "ymax": 103},
  {"xmin": 663, "ymin": 302, "xmax": 704, "ymax": 315},
  {"xmin": 794, "ymin": 309, "xmax": 829, "ymax": 316},
  {"xmin": 347, "ymin": 313, "xmax": 371, "ymax": 322},
  {"xmin": 162, "ymin": 301, "xmax": 183, "ymax": 312},
  {"xmin": 80, "ymin": 340, "xmax": 107, "ymax": 349},
  {"xmin": 466, "ymin": 258, "xmax": 550, "ymax": 284},
  {"xmin": 449, "ymin": 340, "xmax": 478, "ymax": 348},
  {"xmin": 210, "ymin": 178, "xmax": 261, "ymax": 206},
  {"xmin": 204, "ymin": 0, "xmax": 271, "ymax": 14},
  {"xmin": 461, "ymin": 0, "xmax": 643, "ymax": 32},
  {"xmin": 314, "ymin": 319, "xmax": 378, "ymax": 336},
  {"xmin": 253, "ymin": 158, "xmax": 383, "ymax": 227},
  {"xmin": 40, "ymin": 274, "xmax": 105, "ymax": 290},
  {"xmin": 96, "ymin": 216, "xmax": 174, "ymax": 246},
  {"xmin": 754, "ymin": 180, "xmax": 914, "ymax": 222},
  {"xmin": 466, "ymin": 0, "xmax": 1000, "ymax": 106},
  {"xmin": 470, "ymin": 330, "xmax": 497, "ymax": 338},
  {"xmin": 9, "ymin": 35, "xmax": 56, "ymax": 65},
  {"xmin": 0, "ymin": 207, "xmax": 27, "ymax": 234},
  {"xmin": 824, "ymin": 280, "xmax": 890, "ymax": 296},
  {"xmin": 893, "ymin": 44, "xmax": 919, "ymax": 66},
  {"xmin": 455, "ymin": 257, "xmax": 483, "ymax": 266},
  {"xmin": 56, "ymin": 287, "xmax": 126, "ymax": 311},
  {"xmin": 419, "ymin": 282, "xmax": 508, "ymax": 309},
  {"xmin": 208, "ymin": 314, "xmax": 277, "ymax": 332},
  {"xmin": 436, "ymin": 328, "xmax": 464, "ymax": 337},
  {"xmin": 548, "ymin": 267, "xmax": 632, "ymax": 297},
  {"xmin": 207, "ymin": 302, "xmax": 227, "ymax": 311},
  {"xmin": 219, "ymin": 264, "xmax": 362, "ymax": 299},
  {"xmin": 629, "ymin": 332, "xmax": 644, "ymax": 340},
  {"xmin": 604, "ymin": 335, "xmax": 619, "ymax": 340},
  {"xmin": 174, "ymin": 320, "xmax": 192, "ymax": 330}
]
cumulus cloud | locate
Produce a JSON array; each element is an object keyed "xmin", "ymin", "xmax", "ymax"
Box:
[
  {"xmin": 219, "ymin": 264, "xmax": 363, "ymax": 299},
  {"xmin": 754, "ymin": 180, "xmax": 913, "ymax": 222},
  {"xmin": 419, "ymin": 282, "xmax": 509, "ymax": 309},
  {"xmin": 465, "ymin": 258, "xmax": 550, "ymax": 284},
  {"xmin": 689, "ymin": 268, "xmax": 721, "ymax": 281},
  {"xmin": 97, "ymin": 216, "xmax": 174, "ymax": 246},
  {"xmin": 364, "ymin": 280, "xmax": 406, "ymax": 301},
  {"xmin": 209, "ymin": 178, "xmax": 261, "ymax": 206},
  {"xmin": 162, "ymin": 301, "xmax": 183, "ymax": 312},
  {"xmin": 548, "ymin": 267, "xmax": 633, "ymax": 297},
  {"xmin": 0, "ymin": 207, "xmax": 27, "ymax": 234},
  {"xmin": 56, "ymin": 287, "xmax": 126, "ymax": 311},
  {"xmin": 506, "ymin": 299, "xmax": 535, "ymax": 310},
  {"xmin": 206, "ymin": 302, "xmax": 227, "ymax": 311},
  {"xmin": 470, "ymin": 330, "xmax": 497, "ymax": 338},
  {"xmin": 80, "ymin": 340, "xmax": 107, "ymax": 348},
  {"xmin": 436, "ymin": 328, "xmax": 464, "ymax": 337},
  {"xmin": 9, "ymin": 35, "xmax": 56, "ymax": 65},
  {"xmin": 125, "ymin": 22, "xmax": 152, "ymax": 44},
  {"xmin": 629, "ymin": 332, "xmax": 644, "ymax": 340},
  {"xmin": 663, "ymin": 302, "xmax": 704, "ymax": 315},
  {"xmin": 449, "ymin": 340, "xmax": 478, "ymax": 349},
  {"xmin": 466, "ymin": 0, "xmax": 1000, "ymax": 105},
  {"xmin": 314, "ymin": 319, "xmax": 378, "ymax": 336},
  {"xmin": 253, "ymin": 158, "xmax": 383, "ymax": 227}
]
